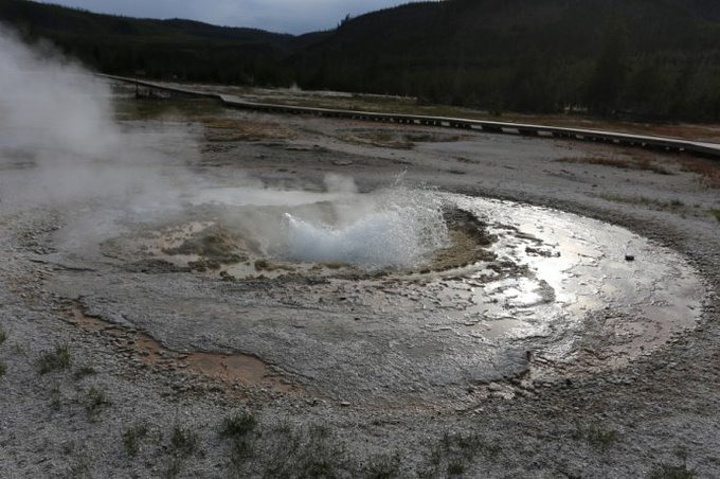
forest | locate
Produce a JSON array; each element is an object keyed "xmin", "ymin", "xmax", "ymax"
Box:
[{"xmin": 3, "ymin": 0, "xmax": 720, "ymax": 121}]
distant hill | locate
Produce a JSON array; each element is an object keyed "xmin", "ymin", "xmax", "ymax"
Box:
[
  {"xmin": 293, "ymin": 0, "xmax": 720, "ymax": 120},
  {"xmin": 0, "ymin": 0, "xmax": 328, "ymax": 84},
  {"xmin": 3, "ymin": 0, "xmax": 720, "ymax": 120}
]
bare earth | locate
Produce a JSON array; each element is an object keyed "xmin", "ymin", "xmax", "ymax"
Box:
[{"xmin": 1, "ymin": 91, "xmax": 720, "ymax": 478}]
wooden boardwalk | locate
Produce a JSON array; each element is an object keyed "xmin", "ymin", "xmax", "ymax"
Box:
[{"xmin": 101, "ymin": 74, "xmax": 720, "ymax": 160}]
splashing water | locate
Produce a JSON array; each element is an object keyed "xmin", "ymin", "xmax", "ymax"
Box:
[{"xmin": 282, "ymin": 190, "xmax": 449, "ymax": 269}]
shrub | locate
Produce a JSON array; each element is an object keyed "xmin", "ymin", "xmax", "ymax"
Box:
[{"xmin": 220, "ymin": 409, "xmax": 257, "ymax": 439}]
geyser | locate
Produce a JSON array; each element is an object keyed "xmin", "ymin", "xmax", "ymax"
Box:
[
  {"xmin": 281, "ymin": 189, "xmax": 450, "ymax": 269},
  {"xmin": 284, "ymin": 210, "xmax": 437, "ymax": 268}
]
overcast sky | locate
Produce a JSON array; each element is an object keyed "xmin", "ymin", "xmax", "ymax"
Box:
[{"xmin": 34, "ymin": 0, "xmax": 432, "ymax": 35}]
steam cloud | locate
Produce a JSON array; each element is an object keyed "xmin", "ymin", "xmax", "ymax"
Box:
[
  {"xmin": 0, "ymin": 26, "xmax": 188, "ymax": 209},
  {"xmin": 0, "ymin": 25, "xmax": 449, "ymax": 269}
]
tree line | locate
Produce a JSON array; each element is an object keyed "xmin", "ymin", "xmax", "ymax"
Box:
[{"xmin": 4, "ymin": 0, "xmax": 720, "ymax": 121}]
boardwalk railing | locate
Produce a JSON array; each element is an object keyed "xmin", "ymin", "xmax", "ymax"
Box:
[{"xmin": 100, "ymin": 74, "xmax": 720, "ymax": 160}]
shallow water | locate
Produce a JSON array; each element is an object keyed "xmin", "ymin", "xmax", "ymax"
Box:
[{"xmin": 97, "ymin": 186, "xmax": 705, "ymax": 394}]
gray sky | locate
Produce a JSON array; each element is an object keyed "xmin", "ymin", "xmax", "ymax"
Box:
[{"xmin": 34, "ymin": 0, "xmax": 431, "ymax": 35}]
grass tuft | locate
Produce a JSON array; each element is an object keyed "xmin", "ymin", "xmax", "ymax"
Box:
[
  {"xmin": 85, "ymin": 387, "xmax": 111, "ymax": 419},
  {"xmin": 420, "ymin": 431, "xmax": 501, "ymax": 479},
  {"xmin": 649, "ymin": 463, "xmax": 696, "ymax": 479},
  {"xmin": 261, "ymin": 422, "xmax": 349, "ymax": 479},
  {"xmin": 709, "ymin": 209, "xmax": 720, "ymax": 222},
  {"xmin": 37, "ymin": 344, "xmax": 72, "ymax": 374},
  {"xmin": 220, "ymin": 410, "xmax": 257, "ymax": 472},
  {"xmin": 170, "ymin": 425, "xmax": 202, "ymax": 457},
  {"xmin": 73, "ymin": 365, "xmax": 97, "ymax": 381},
  {"xmin": 123, "ymin": 424, "xmax": 149, "ymax": 457},
  {"xmin": 220, "ymin": 409, "xmax": 257, "ymax": 439}
]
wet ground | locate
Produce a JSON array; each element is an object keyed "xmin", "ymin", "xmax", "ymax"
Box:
[
  {"xmin": 48, "ymin": 188, "xmax": 704, "ymax": 405},
  {"xmin": 2, "ymin": 82, "xmax": 720, "ymax": 477}
]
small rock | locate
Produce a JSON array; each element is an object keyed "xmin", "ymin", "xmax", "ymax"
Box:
[
  {"xmin": 625, "ymin": 254, "xmax": 635, "ymax": 262},
  {"xmin": 489, "ymin": 391, "xmax": 515, "ymax": 400},
  {"xmin": 340, "ymin": 401, "xmax": 351, "ymax": 407}
]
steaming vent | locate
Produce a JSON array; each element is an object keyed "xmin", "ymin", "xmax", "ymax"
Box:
[
  {"xmin": 117, "ymin": 186, "xmax": 496, "ymax": 280},
  {"xmin": 281, "ymin": 193, "xmax": 451, "ymax": 269},
  {"xmin": 283, "ymin": 211, "xmax": 437, "ymax": 268}
]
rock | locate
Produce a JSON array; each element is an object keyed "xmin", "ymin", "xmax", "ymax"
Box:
[
  {"xmin": 488, "ymin": 382, "xmax": 503, "ymax": 392},
  {"xmin": 625, "ymin": 254, "xmax": 635, "ymax": 261}
]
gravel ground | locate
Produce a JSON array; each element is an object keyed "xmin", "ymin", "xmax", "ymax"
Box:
[{"xmin": 1, "ymin": 98, "xmax": 720, "ymax": 478}]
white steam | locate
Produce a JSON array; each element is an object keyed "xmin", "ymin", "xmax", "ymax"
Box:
[
  {"xmin": 0, "ymin": 26, "xmax": 187, "ymax": 209},
  {"xmin": 0, "ymin": 26, "xmax": 450, "ymax": 270}
]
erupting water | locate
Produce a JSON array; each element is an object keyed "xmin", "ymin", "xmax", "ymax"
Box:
[{"xmin": 281, "ymin": 190, "xmax": 449, "ymax": 269}]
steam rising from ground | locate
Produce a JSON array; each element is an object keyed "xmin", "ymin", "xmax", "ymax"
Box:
[
  {"xmin": 0, "ymin": 26, "xmax": 450, "ymax": 268},
  {"xmin": 0, "ymin": 26, "xmax": 187, "ymax": 209}
]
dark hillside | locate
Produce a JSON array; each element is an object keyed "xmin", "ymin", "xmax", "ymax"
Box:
[
  {"xmin": 0, "ymin": 0, "xmax": 328, "ymax": 84},
  {"xmin": 291, "ymin": 0, "xmax": 720, "ymax": 120},
  {"xmin": 3, "ymin": 0, "xmax": 720, "ymax": 120}
]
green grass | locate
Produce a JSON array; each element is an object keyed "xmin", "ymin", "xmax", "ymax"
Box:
[
  {"xmin": 709, "ymin": 209, "xmax": 720, "ymax": 221},
  {"xmin": 37, "ymin": 344, "xmax": 72, "ymax": 374},
  {"xmin": 0, "ymin": 325, "xmax": 7, "ymax": 345}
]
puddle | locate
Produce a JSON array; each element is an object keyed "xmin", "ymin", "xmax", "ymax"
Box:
[{"xmin": 66, "ymin": 304, "xmax": 296, "ymax": 393}]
